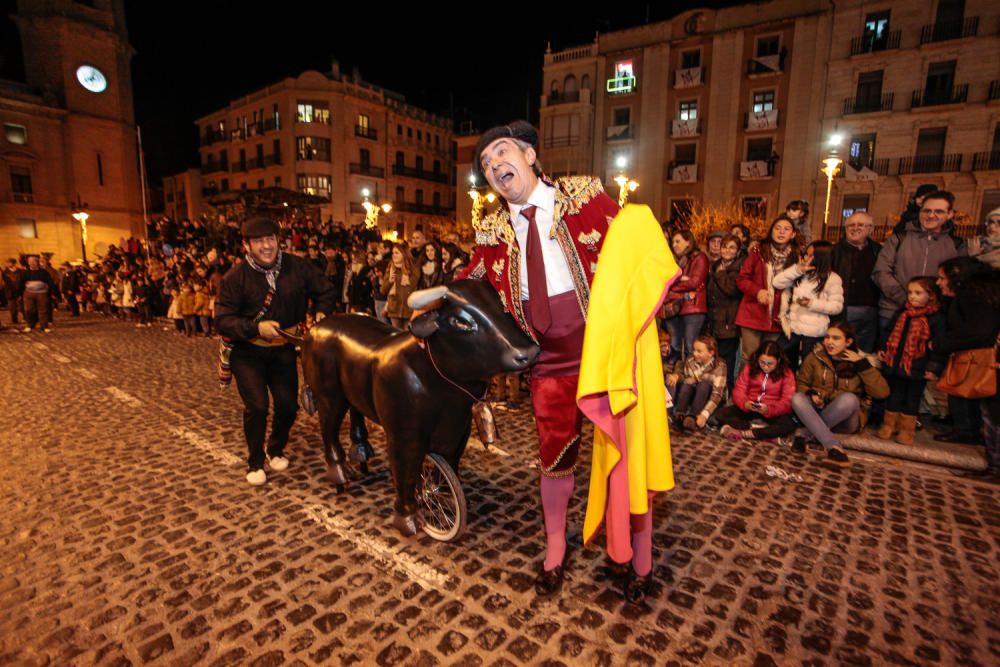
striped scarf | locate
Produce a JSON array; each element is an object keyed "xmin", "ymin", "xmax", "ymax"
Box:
[{"xmin": 884, "ymin": 302, "xmax": 938, "ymax": 375}]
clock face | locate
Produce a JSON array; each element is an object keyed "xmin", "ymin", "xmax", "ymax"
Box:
[{"xmin": 76, "ymin": 65, "xmax": 107, "ymax": 93}]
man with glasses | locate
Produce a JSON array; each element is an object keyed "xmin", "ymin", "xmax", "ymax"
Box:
[
  {"xmin": 873, "ymin": 190, "xmax": 966, "ymax": 345},
  {"xmin": 832, "ymin": 211, "xmax": 881, "ymax": 352}
]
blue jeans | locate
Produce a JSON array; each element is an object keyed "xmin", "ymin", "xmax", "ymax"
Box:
[
  {"xmin": 845, "ymin": 305, "xmax": 879, "ymax": 353},
  {"xmin": 792, "ymin": 392, "xmax": 860, "ymax": 451},
  {"xmin": 668, "ymin": 379, "xmax": 714, "ymax": 418},
  {"xmin": 666, "ymin": 313, "xmax": 706, "ymax": 359}
]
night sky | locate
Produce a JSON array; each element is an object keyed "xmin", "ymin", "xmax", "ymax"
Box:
[{"xmin": 2, "ymin": 1, "xmax": 740, "ymax": 181}]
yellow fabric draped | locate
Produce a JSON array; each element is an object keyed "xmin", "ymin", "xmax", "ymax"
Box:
[{"xmin": 577, "ymin": 204, "xmax": 679, "ymax": 559}]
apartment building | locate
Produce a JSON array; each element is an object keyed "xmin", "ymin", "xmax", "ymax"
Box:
[
  {"xmin": 195, "ymin": 65, "xmax": 455, "ymax": 239},
  {"xmin": 540, "ymin": 0, "xmax": 1000, "ymax": 236}
]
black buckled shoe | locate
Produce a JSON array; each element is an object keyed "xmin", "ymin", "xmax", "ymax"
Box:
[
  {"xmin": 534, "ymin": 550, "xmax": 570, "ymax": 596},
  {"xmin": 624, "ymin": 570, "xmax": 653, "ymax": 606}
]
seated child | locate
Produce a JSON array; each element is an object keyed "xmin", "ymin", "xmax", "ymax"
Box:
[{"xmin": 666, "ymin": 335, "xmax": 728, "ymax": 432}]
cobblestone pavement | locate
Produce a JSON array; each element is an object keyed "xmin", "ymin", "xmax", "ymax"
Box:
[{"xmin": 2, "ymin": 315, "xmax": 999, "ymax": 666}]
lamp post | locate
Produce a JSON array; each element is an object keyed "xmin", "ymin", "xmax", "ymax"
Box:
[
  {"xmin": 361, "ymin": 187, "xmax": 391, "ymax": 231},
  {"xmin": 70, "ymin": 194, "xmax": 89, "ymax": 262},
  {"xmin": 467, "ymin": 174, "xmax": 497, "ymax": 230},
  {"xmin": 612, "ymin": 155, "xmax": 639, "ymax": 207},
  {"xmin": 820, "ymin": 134, "xmax": 844, "ymax": 233}
]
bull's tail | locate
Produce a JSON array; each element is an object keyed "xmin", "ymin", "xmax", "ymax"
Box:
[{"xmin": 277, "ymin": 329, "xmax": 305, "ymax": 346}]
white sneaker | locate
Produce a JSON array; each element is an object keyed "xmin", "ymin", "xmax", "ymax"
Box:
[
  {"xmin": 21, "ymin": 326, "xmax": 31, "ymax": 333},
  {"xmin": 267, "ymin": 455, "xmax": 289, "ymax": 472},
  {"xmin": 246, "ymin": 469, "xmax": 267, "ymax": 485},
  {"xmin": 136, "ymin": 323, "xmax": 144, "ymax": 328},
  {"xmin": 43, "ymin": 327, "xmax": 52, "ymax": 333}
]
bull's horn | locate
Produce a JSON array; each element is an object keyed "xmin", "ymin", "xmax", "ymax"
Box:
[{"xmin": 407, "ymin": 286, "xmax": 449, "ymax": 309}]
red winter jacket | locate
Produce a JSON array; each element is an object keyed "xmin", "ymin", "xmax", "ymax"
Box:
[
  {"xmin": 731, "ymin": 365, "xmax": 796, "ymax": 417},
  {"xmin": 735, "ymin": 248, "xmax": 783, "ymax": 332},
  {"xmin": 667, "ymin": 250, "xmax": 708, "ymax": 315}
]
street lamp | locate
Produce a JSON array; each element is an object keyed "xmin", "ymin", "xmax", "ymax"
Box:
[
  {"xmin": 361, "ymin": 187, "xmax": 391, "ymax": 230},
  {"xmin": 467, "ymin": 173, "xmax": 497, "ymax": 229},
  {"xmin": 820, "ymin": 134, "xmax": 844, "ymax": 232},
  {"xmin": 612, "ymin": 156, "xmax": 639, "ymax": 207},
  {"xmin": 70, "ymin": 194, "xmax": 89, "ymax": 262}
]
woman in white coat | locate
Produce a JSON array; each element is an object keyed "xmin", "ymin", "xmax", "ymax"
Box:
[{"xmin": 772, "ymin": 240, "xmax": 844, "ymax": 370}]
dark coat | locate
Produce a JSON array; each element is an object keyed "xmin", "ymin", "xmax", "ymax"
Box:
[
  {"xmin": 831, "ymin": 237, "xmax": 881, "ymax": 308},
  {"xmin": 880, "ymin": 307, "xmax": 946, "ymax": 379},
  {"xmin": 667, "ymin": 250, "xmax": 709, "ymax": 315},
  {"xmin": 706, "ymin": 255, "xmax": 745, "ymax": 340}
]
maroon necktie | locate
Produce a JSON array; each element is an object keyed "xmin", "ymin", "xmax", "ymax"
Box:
[{"xmin": 522, "ymin": 205, "xmax": 551, "ymax": 335}]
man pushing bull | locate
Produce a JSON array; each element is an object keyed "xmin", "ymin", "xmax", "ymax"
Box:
[
  {"xmin": 456, "ymin": 121, "xmax": 620, "ymax": 595},
  {"xmin": 215, "ymin": 217, "xmax": 336, "ymax": 485}
]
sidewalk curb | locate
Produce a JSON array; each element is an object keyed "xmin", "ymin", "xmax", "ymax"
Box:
[{"xmin": 841, "ymin": 432, "xmax": 988, "ymax": 471}]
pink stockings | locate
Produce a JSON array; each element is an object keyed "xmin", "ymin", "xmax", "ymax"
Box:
[
  {"xmin": 540, "ymin": 475, "xmax": 574, "ymax": 571},
  {"xmin": 629, "ymin": 492, "xmax": 656, "ymax": 576}
]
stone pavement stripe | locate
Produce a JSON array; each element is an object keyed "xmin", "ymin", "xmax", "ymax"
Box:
[
  {"xmin": 171, "ymin": 425, "xmax": 453, "ymax": 590},
  {"xmin": 75, "ymin": 367, "xmax": 98, "ymax": 379},
  {"xmin": 105, "ymin": 386, "xmax": 143, "ymax": 408},
  {"xmin": 31, "ymin": 342, "xmax": 48, "ymax": 350},
  {"xmin": 53, "ymin": 354, "xmax": 72, "ymax": 363}
]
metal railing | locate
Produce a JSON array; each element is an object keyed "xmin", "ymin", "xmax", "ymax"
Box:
[
  {"xmin": 919, "ymin": 16, "xmax": 979, "ymax": 44},
  {"xmin": 843, "ymin": 92, "xmax": 894, "ymax": 114},
  {"xmin": 911, "ymin": 84, "xmax": 968, "ymax": 108},
  {"xmin": 542, "ymin": 135, "xmax": 581, "ymax": 148},
  {"xmin": 746, "ymin": 49, "xmax": 786, "ymax": 76},
  {"xmin": 349, "ymin": 163, "xmax": 385, "ymax": 177},
  {"xmin": 391, "ymin": 164, "xmax": 448, "ymax": 183},
  {"xmin": 989, "ymin": 80, "xmax": 1000, "ymax": 101},
  {"xmin": 201, "ymin": 129, "xmax": 225, "ymax": 146},
  {"xmin": 897, "ymin": 153, "xmax": 963, "ymax": 174},
  {"xmin": 972, "ymin": 151, "xmax": 1000, "ymax": 171},
  {"xmin": 201, "ymin": 161, "xmax": 227, "ymax": 174},
  {"xmin": 355, "ymin": 125, "xmax": 377, "ymax": 140},
  {"xmin": 395, "ymin": 202, "xmax": 452, "ymax": 216},
  {"xmin": 823, "ymin": 224, "xmax": 979, "ymax": 243},
  {"xmin": 849, "ymin": 30, "xmax": 901, "ymax": 56}
]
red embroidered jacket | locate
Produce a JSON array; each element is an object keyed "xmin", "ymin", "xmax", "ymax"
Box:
[{"xmin": 455, "ymin": 175, "xmax": 620, "ymax": 342}]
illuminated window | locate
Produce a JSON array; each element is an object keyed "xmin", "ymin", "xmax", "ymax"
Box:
[
  {"xmin": 18, "ymin": 218, "xmax": 37, "ymax": 239},
  {"xmin": 297, "ymin": 174, "xmax": 331, "ymax": 199},
  {"xmin": 842, "ymin": 194, "xmax": 870, "ymax": 220},
  {"xmin": 607, "ymin": 60, "xmax": 636, "ymax": 95},
  {"xmin": 296, "ymin": 137, "xmax": 330, "ymax": 161},
  {"xmin": 752, "ymin": 90, "xmax": 775, "ymax": 112},
  {"xmin": 4, "ymin": 123, "xmax": 27, "ymax": 144},
  {"xmin": 296, "ymin": 102, "xmax": 330, "ymax": 124},
  {"xmin": 679, "ymin": 100, "xmax": 698, "ymax": 120}
]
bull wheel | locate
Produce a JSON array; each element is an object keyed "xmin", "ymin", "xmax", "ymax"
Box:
[{"xmin": 418, "ymin": 453, "xmax": 467, "ymax": 542}]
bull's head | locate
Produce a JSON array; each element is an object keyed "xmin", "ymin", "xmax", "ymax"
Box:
[{"xmin": 407, "ymin": 280, "xmax": 539, "ymax": 380}]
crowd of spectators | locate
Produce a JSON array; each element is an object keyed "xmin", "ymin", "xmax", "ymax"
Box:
[{"xmin": 2, "ymin": 191, "xmax": 998, "ymax": 478}]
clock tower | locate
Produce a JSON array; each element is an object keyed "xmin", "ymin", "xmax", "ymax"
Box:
[{"xmin": 0, "ymin": 0, "xmax": 144, "ymax": 261}]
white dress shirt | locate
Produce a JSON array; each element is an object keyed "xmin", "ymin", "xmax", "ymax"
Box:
[{"xmin": 509, "ymin": 181, "xmax": 575, "ymax": 299}]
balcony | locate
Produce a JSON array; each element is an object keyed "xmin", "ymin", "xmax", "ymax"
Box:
[
  {"xmin": 606, "ymin": 124, "xmax": 632, "ymax": 141},
  {"xmin": 355, "ymin": 125, "xmax": 377, "ymax": 140},
  {"xmin": 744, "ymin": 109, "xmax": 779, "ymax": 131},
  {"xmin": 201, "ymin": 161, "xmax": 227, "ymax": 174},
  {"xmin": 897, "ymin": 154, "xmax": 963, "ymax": 174},
  {"xmin": 12, "ymin": 192, "xmax": 33, "ymax": 203},
  {"xmin": 200, "ymin": 129, "xmax": 225, "ymax": 146},
  {"xmin": 396, "ymin": 201, "xmax": 452, "ymax": 216},
  {"xmin": 349, "ymin": 201, "xmax": 367, "ymax": 214},
  {"xmin": 911, "ymin": 85, "xmax": 968, "ymax": 108},
  {"xmin": 547, "ymin": 90, "xmax": 581, "ymax": 105},
  {"xmin": 849, "ymin": 30, "xmax": 901, "ymax": 56},
  {"xmin": 972, "ymin": 151, "xmax": 1000, "ymax": 171},
  {"xmin": 542, "ymin": 134, "xmax": 581, "ymax": 148},
  {"xmin": 670, "ymin": 119, "xmax": 700, "ymax": 138},
  {"xmin": 668, "ymin": 162, "xmax": 698, "ymax": 183},
  {"xmin": 391, "ymin": 164, "xmax": 448, "ymax": 183},
  {"xmin": 746, "ymin": 49, "xmax": 786, "ymax": 76},
  {"xmin": 673, "ymin": 66, "xmax": 705, "ymax": 89},
  {"xmin": 919, "ymin": 17, "xmax": 979, "ymax": 45},
  {"xmin": 843, "ymin": 93, "xmax": 894, "ymax": 114},
  {"xmin": 739, "ymin": 160, "xmax": 775, "ymax": 180},
  {"xmin": 990, "ymin": 81, "xmax": 1000, "ymax": 101},
  {"xmin": 350, "ymin": 163, "xmax": 386, "ymax": 178},
  {"xmin": 264, "ymin": 153, "xmax": 282, "ymax": 167}
]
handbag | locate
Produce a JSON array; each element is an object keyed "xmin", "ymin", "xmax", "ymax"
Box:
[
  {"xmin": 661, "ymin": 298, "xmax": 682, "ymax": 319},
  {"xmin": 936, "ymin": 347, "xmax": 998, "ymax": 399}
]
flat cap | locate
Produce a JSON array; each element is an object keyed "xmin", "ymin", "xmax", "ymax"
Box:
[
  {"xmin": 241, "ymin": 217, "xmax": 280, "ymax": 239},
  {"xmin": 475, "ymin": 121, "xmax": 538, "ymax": 180}
]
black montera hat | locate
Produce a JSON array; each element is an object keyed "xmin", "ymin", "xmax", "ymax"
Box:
[
  {"xmin": 475, "ymin": 121, "xmax": 538, "ymax": 181},
  {"xmin": 241, "ymin": 217, "xmax": 280, "ymax": 239}
]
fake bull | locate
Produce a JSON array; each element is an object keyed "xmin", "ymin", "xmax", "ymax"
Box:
[{"xmin": 288, "ymin": 280, "xmax": 539, "ymax": 536}]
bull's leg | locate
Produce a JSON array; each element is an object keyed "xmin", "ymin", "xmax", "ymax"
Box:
[
  {"xmin": 348, "ymin": 409, "xmax": 374, "ymax": 474},
  {"xmin": 318, "ymin": 399, "xmax": 358, "ymax": 493},
  {"xmin": 387, "ymin": 437, "xmax": 424, "ymax": 537}
]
